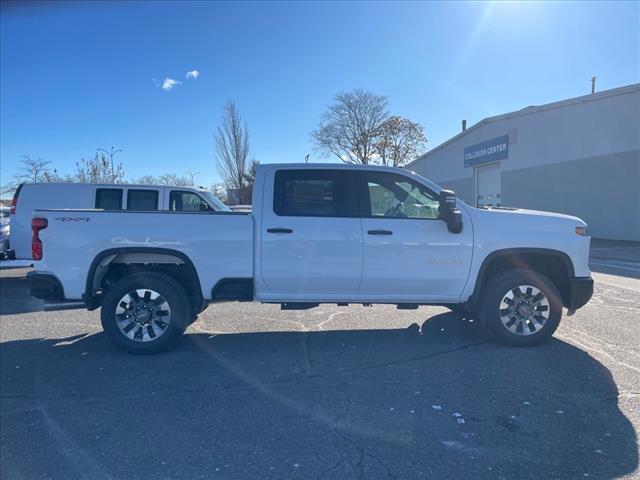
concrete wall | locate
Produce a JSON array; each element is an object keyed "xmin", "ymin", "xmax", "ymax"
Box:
[{"xmin": 501, "ymin": 150, "xmax": 640, "ymax": 241}]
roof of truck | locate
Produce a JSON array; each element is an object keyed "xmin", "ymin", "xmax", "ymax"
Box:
[
  {"xmin": 259, "ymin": 162, "xmax": 410, "ymax": 171},
  {"xmin": 21, "ymin": 182, "xmax": 208, "ymax": 191}
]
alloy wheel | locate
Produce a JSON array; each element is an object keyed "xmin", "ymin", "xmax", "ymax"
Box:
[
  {"xmin": 499, "ymin": 285, "xmax": 550, "ymax": 336},
  {"xmin": 115, "ymin": 289, "xmax": 171, "ymax": 342}
]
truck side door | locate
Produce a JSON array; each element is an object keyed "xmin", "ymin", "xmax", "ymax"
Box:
[
  {"xmin": 357, "ymin": 171, "xmax": 473, "ymax": 302},
  {"xmin": 258, "ymin": 168, "xmax": 363, "ymax": 299}
]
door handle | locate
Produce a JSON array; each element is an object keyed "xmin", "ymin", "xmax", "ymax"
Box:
[
  {"xmin": 367, "ymin": 229, "xmax": 393, "ymax": 235},
  {"xmin": 267, "ymin": 228, "xmax": 293, "ymax": 234}
]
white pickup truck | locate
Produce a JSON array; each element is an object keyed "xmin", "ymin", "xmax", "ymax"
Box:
[{"xmin": 28, "ymin": 164, "xmax": 594, "ymax": 353}]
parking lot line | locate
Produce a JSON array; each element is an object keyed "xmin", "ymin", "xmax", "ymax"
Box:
[{"xmin": 590, "ymin": 261, "xmax": 640, "ymax": 273}]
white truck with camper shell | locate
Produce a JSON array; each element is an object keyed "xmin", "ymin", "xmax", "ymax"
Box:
[
  {"xmin": 7, "ymin": 182, "xmax": 229, "ymax": 261},
  {"xmin": 27, "ymin": 164, "xmax": 594, "ymax": 353}
]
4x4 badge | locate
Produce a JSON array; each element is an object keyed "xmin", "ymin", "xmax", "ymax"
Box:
[{"xmin": 54, "ymin": 217, "xmax": 90, "ymax": 222}]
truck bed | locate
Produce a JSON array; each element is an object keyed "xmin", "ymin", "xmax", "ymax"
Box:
[{"xmin": 34, "ymin": 210, "xmax": 254, "ymax": 300}]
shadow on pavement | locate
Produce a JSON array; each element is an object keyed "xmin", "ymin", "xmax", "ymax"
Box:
[
  {"xmin": 1, "ymin": 312, "xmax": 637, "ymax": 479},
  {"xmin": 0, "ymin": 272, "xmax": 43, "ymax": 315}
]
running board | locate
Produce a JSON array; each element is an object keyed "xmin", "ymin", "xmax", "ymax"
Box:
[
  {"xmin": 280, "ymin": 303, "xmax": 319, "ymax": 310},
  {"xmin": 397, "ymin": 304, "xmax": 420, "ymax": 310},
  {"xmin": 44, "ymin": 301, "xmax": 85, "ymax": 312}
]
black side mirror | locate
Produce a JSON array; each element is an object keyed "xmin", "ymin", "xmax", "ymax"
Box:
[{"xmin": 438, "ymin": 190, "xmax": 463, "ymax": 234}]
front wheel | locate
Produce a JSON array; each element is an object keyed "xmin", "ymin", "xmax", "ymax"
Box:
[
  {"xmin": 479, "ymin": 269, "xmax": 562, "ymax": 346},
  {"xmin": 101, "ymin": 271, "xmax": 191, "ymax": 354}
]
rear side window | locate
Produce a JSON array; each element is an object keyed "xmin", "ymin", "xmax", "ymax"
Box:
[
  {"xmin": 95, "ymin": 188, "xmax": 123, "ymax": 210},
  {"xmin": 169, "ymin": 191, "xmax": 211, "ymax": 212},
  {"xmin": 127, "ymin": 189, "xmax": 158, "ymax": 210},
  {"xmin": 273, "ymin": 170, "xmax": 357, "ymax": 217}
]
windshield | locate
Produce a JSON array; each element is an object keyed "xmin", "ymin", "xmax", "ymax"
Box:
[{"xmin": 201, "ymin": 190, "xmax": 231, "ymax": 212}]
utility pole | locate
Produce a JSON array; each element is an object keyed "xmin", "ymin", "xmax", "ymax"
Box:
[
  {"xmin": 97, "ymin": 146, "xmax": 123, "ymax": 182},
  {"xmin": 591, "ymin": 76, "xmax": 597, "ymax": 94}
]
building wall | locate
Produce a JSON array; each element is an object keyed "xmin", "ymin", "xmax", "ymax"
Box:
[
  {"xmin": 502, "ymin": 150, "xmax": 640, "ymax": 241},
  {"xmin": 433, "ymin": 177, "xmax": 474, "ymax": 205},
  {"xmin": 410, "ymin": 85, "xmax": 640, "ymax": 241}
]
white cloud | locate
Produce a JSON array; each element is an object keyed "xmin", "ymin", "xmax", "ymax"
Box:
[
  {"xmin": 186, "ymin": 70, "xmax": 200, "ymax": 79},
  {"xmin": 161, "ymin": 78, "xmax": 181, "ymax": 91}
]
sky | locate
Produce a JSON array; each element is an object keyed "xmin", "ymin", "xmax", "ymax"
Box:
[{"xmin": 1, "ymin": 0, "xmax": 638, "ymax": 188}]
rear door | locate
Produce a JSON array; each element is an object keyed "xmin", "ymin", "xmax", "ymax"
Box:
[
  {"xmin": 357, "ymin": 170, "xmax": 473, "ymax": 301},
  {"xmin": 259, "ymin": 168, "xmax": 363, "ymax": 298}
]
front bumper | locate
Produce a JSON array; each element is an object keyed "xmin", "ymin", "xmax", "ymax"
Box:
[
  {"xmin": 568, "ymin": 276, "xmax": 594, "ymax": 312},
  {"xmin": 27, "ymin": 272, "xmax": 65, "ymax": 301}
]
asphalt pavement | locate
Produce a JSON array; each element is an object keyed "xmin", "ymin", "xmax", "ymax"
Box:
[{"xmin": 1, "ymin": 246, "xmax": 639, "ymax": 479}]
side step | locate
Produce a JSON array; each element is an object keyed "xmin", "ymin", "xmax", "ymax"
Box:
[
  {"xmin": 44, "ymin": 301, "xmax": 86, "ymax": 312},
  {"xmin": 396, "ymin": 304, "xmax": 420, "ymax": 310},
  {"xmin": 280, "ymin": 303, "xmax": 319, "ymax": 311}
]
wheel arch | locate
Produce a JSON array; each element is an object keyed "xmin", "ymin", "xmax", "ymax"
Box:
[
  {"xmin": 84, "ymin": 247, "xmax": 204, "ymax": 312},
  {"xmin": 469, "ymin": 248, "xmax": 575, "ymax": 309}
]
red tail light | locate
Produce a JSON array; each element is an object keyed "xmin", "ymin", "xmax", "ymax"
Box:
[
  {"xmin": 10, "ymin": 183, "xmax": 24, "ymax": 215},
  {"xmin": 32, "ymin": 217, "xmax": 48, "ymax": 260}
]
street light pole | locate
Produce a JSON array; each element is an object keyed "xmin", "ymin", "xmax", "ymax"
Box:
[
  {"xmin": 185, "ymin": 170, "xmax": 201, "ymax": 186},
  {"xmin": 97, "ymin": 147, "xmax": 123, "ymax": 182}
]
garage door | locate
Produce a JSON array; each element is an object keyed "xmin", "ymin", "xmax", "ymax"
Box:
[{"xmin": 476, "ymin": 162, "xmax": 502, "ymax": 207}]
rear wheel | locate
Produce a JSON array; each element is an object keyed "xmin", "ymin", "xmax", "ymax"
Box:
[
  {"xmin": 479, "ymin": 269, "xmax": 562, "ymax": 346},
  {"xmin": 101, "ymin": 272, "xmax": 190, "ymax": 354}
]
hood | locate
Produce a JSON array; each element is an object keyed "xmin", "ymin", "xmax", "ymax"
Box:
[
  {"xmin": 477, "ymin": 206, "xmax": 586, "ymax": 224},
  {"xmin": 464, "ymin": 204, "xmax": 587, "ymax": 232}
]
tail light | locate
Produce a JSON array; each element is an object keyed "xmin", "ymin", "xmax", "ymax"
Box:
[
  {"xmin": 32, "ymin": 217, "xmax": 48, "ymax": 260},
  {"xmin": 10, "ymin": 183, "xmax": 24, "ymax": 215}
]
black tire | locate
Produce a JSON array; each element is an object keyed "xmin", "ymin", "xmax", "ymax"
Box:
[
  {"xmin": 479, "ymin": 269, "xmax": 562, "ymax": 346},
  {"xmin": 100, "ymin": 271, "xmax": 190, "ymax": 354}
]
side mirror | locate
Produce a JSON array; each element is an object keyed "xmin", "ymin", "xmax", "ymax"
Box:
[{"xmin": 438, "ymin": 190, "xmax": 463, "ymax": 234}]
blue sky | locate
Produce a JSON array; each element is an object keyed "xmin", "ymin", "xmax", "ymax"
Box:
[{"xmin": 1, "ymin": 1, "xmax": 638, "ymax": 187}]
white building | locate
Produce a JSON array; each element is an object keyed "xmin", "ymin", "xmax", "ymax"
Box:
[{"xmin": 409, "ymin": 84, "xmax": 640, "ymax": 241}]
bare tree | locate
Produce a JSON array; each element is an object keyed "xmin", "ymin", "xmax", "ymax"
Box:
[
  {"xmin": 215, "ymin": 101, "xmax": 250, "ymax": 198},
  {"xmin": 1, "ymin": 155, "xmax": 55, "ymax": 197},
  {"xmin": 311, "ymin": 89, "xmax": 388, "ymax": 165},
  {"xmin": 130, "ymin": 173, "xmax": 192, "ymax": 186},
  {"xmin": 375, "ymin": 116, "xmax": 427, "ymax": 167},
  {"xmin": 158, "ymin": 173, "xmax": 190, "ymax": 186},
  {"xmin": 133, "ymin": 175, "xmax": 158, "ymax": 185},
  {"xmin": 75, "ymin": 153, "xmax": 125, "ymax": 183},
  {"xmin": 1, "ymin": 155, "xmax": 79, "ymax": 198},
  {"xmin": 242, "ymin": 158, "xmax": 260, "ymax": 203},
  {"xmin": 13, "ymin": 155, "xmax": 53, "ymax": 183}
]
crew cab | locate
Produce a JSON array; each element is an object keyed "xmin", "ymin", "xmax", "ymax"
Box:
[{"xmin": 28, "ymin": 164, "xmax": 594, "ymax": 353}]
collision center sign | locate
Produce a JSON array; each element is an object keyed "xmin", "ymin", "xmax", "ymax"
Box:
[{"xmin": 464, "ymin": 134, "xmax": 509, "ymax": 167}]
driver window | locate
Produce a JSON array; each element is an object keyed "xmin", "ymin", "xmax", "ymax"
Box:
[{"xmin": 365, "ymin": 173, "xmax": 439, "ymax": 219}]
